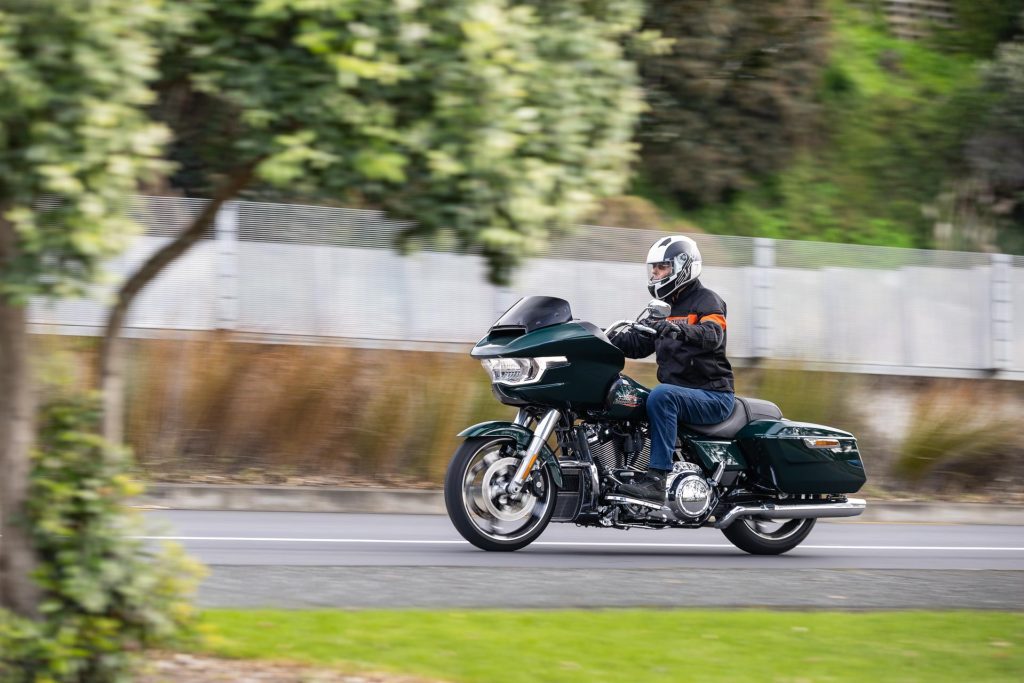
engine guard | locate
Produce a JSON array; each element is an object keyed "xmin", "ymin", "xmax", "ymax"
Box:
[{"xmin": 457, "ymin": 421, "xmax": 564, "ymax": 489}]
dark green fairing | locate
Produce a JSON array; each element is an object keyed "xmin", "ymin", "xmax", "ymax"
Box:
[
  {"xmin": 604, "ymin": 374, "xmax": 650, "ymax": 420},
  {"xmin": 472, "ymin": 322, "xmax": 625, "ymax": 409},
  {"xmin": 457, "ymin": 421, "xmax": 564, "ymax": 488},
  {"xmin": 736, "ymin": 420, "xmax": 866, "ymax": 494}
]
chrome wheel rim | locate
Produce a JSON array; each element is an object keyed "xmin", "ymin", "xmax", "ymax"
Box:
[
  {"xmin": 460, "ymin": 440, "xmax": 552, "ymax": 542},
  {"xmin": 742, "ymin": 518, "xmax": 812, "ymax": 541}
]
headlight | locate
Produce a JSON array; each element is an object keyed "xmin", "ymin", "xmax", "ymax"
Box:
[{"xmin": 480, "ymin": 356, "xmax": 568, "ymax": 386}]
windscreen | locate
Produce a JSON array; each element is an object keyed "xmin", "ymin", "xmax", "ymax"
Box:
[{"xmin": 492, "ymin": 296, "xmax": 572, "ymax": 333}]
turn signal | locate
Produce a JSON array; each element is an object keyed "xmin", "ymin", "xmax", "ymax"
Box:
[{"xmin": 804, "ymin": 438, "xmax": 841, "ymax": 449}]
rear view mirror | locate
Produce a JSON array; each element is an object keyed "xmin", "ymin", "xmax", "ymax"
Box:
[{"xmin": 645, "ymin": 300, "xmax": 671, "ymax": 319}]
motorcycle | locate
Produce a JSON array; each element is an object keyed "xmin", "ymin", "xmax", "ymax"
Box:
[{"xmin": 444, "ymin": 295, "xmax": 867, "ymax": 555}]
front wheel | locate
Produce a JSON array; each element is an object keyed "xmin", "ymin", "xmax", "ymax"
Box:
[
  {"xmin": 721, "ymin": 517, "xmax": 816, "ymax": 555},
  {"xmin": 444, "ymin": 437, "xmax": 555, "ymax": 552}
]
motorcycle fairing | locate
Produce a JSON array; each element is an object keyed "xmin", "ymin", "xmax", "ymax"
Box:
[{"xmin": 471, "ymin": 322, "xmax": 625, "ymax": 408}]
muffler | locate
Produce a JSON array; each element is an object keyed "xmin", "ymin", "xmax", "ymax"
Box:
[{"xmin": 714, "ymin": 498, "xmax": 867, "ymax": 529}]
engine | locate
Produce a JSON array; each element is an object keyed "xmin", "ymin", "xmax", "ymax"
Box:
[
  {"xmin": 584, "ymin": 423, "xmax": 715, "ymax": 526},
  {"xmin": 584, "ymin": 424, "xmax": 650, "ymax": 472}
]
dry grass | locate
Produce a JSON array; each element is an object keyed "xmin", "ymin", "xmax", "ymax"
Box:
[
  {"xmin": 742, "ymin": 367, "xmax": 862, "ymax": 430},
  {"xmin": 141, "ymin": 652, "xmax": 442, "ymax": 683},
  {"xmin": 28, "ymin": 336, "xmax": 1024, "ymax": 495},
  {"xmin": 894, "ymin": 382, "xmax": 1024, "ymax": 491},
  {"xmin": 120, "ymin": 337, "xmax": 506, "ymax": 486}
]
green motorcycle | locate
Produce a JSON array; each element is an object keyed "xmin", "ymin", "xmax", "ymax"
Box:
[{"xmin": 444, "ymin": 296, "xmax": 867, "ymax": 555}]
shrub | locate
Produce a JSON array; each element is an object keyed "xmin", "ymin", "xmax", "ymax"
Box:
[
  {"xmin": 0, "ymin": 395, "xmax": 203, "ymax": 682},
  {"xmin": 894, "ymin": 383, "xmax": 1021, "ymax": 488}
]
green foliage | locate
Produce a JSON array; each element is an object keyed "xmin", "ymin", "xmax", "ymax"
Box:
[
  {"xmin": 682, "ymin": 2, "xmax": 983, "ymax": 249},
  {"xmin": 0, "ymin": 0, "xmax": 171, "ymax": 303},
  {"xmin": 933, "ymin": 0, "xmax": 1024, "ymax": 57},
  {"xmin": 0, "ymin": 395, "xmax": 203, "ymax": 682},
  {"xmin": 159, "ymin": 0, "xmax": 646, "ymax": 284},
  {"xmin": 638, "ymin": 0, "xmax": 830, "ymax": 207},
  {"xmin": 938, "ymin": 38, "xmax": 1024, "ymax": 253}
]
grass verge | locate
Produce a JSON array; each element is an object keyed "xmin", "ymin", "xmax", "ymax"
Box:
[{"xmin": 200, "ymin": 609, "xmax": 1023, "ymax": 683}]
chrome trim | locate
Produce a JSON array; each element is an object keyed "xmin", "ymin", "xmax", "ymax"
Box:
[
  {"xmin": 556, "ymin": 460, "xmax": 589, "ymax": 468},
  {"xmin": 604, "ymin": 320, "xmax": 632, "ymax": 338},
  {"xmin": 714, "ymin": 498, "xmax": 867, "ymax": 529},
  {"xmin": 667, "ymin": 473, "xmax": 712, "ymax": 519},
  {"xmin": 603, "ymin": 494, "xmax": 663, "ymax": 510},
  {"xmin": 513, "ymin": 409, "xmax": 530, "ymax": 427},
  {"xmin": 507, "ymin": 409, "xmax": 561, "ymax": 496},
  {"xmin": 645, "ymin": 300, "xmax": 671, "ymax": 319}
]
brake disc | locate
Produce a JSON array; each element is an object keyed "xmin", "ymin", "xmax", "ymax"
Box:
[{"xmin": 481, "ymin": 456, "xmax": 536, "ymax": 522}]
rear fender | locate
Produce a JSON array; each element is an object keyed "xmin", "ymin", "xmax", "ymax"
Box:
[{"xmin": 457, "ymin": 421, "xmax": 563, "ymax": 488}]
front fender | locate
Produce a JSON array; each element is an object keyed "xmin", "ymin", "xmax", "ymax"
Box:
[{"xmin": 457, "ymin": 421, "xmax": 563, "ymax": 488}]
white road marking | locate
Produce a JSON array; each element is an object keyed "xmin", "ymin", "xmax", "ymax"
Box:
[{"xmin": 134, "ymin": 536, "xmax": 1024, "ymax": 551}]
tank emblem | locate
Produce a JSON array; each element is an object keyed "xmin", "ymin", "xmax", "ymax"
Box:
[{"xmin": 615, "ymin": 388, "xmax": 642, "ymax": 408}]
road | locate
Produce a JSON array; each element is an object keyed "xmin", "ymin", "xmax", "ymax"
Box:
[{"xmin": 143, "ymin": 510, "xmax": 1024, "ymax": 609}]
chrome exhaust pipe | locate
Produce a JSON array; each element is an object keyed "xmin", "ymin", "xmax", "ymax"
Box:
[{"xmin": 714, "ymin": 498, "xmax": 867, "ymax": 529}]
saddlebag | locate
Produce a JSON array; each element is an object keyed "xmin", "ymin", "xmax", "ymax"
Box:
[{"xmin": 737, "ymin": 420, "xmax": 866, "ymax": 494}]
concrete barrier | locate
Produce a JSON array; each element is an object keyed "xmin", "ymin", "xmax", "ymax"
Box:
[{"xmin": 136, "ymin": 484, "xmax": 1024, "ymax": 525}]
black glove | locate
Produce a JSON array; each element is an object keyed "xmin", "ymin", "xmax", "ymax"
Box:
[{"xmin": 652, "ymin": 319, "xmax": 683, "ymax": 339}]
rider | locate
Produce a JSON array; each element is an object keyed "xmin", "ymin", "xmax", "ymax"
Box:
[{"xmin": 609, "ymin": 235, "xmax": 735, "ymax": 503}]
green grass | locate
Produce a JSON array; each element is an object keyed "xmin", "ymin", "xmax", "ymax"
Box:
[{"xmin": 200, "ymin": 609, "xmax": 1024, "ymax": 682}]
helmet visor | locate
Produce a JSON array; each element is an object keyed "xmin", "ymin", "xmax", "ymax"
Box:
[{"xmin": 647, "ymin": 260, "xmax": 675, "ymax": 284}]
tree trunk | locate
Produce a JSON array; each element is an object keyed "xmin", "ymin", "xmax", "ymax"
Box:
[
  {"xmin": 100, "ymin": 163, "xmax": 260, "ymax": 444},
  {"xmin": 0, "ymin": 214, "xmax": 41, "ymax": 618}
]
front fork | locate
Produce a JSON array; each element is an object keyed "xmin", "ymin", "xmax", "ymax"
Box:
[{"xmin": 505, "ymin": 408, "xmax": 561, "ymax": 497}]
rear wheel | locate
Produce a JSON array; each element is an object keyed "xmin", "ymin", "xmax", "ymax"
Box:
[
  {"xmin": 721, "ymin": 517, "xmax": 816, "ymax": 555},
  {"xmin": 444, "ymin": 437, "xmax": 555, "ymax": 552}
]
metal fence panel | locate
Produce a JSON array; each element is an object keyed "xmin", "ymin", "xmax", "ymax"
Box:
[
  {"xmin": 1012, "ymin": 257, "xmax": 1024, "ymax": 372},
  {"xmin": 26, "ymin": 196, "xmax": 1024, "ymax": 380}
]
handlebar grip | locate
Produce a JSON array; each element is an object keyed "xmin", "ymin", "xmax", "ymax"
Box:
[{"xmin": 634, "ymin": 324, "xmax": 657, "ymax": 336}]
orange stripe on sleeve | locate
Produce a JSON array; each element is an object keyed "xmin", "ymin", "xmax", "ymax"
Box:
[{"xmin": 699, "ymin": 314, "xmax": 727, "ymax": 329}]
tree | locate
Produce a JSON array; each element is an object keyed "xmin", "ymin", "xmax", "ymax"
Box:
[
  {"xmin": 936, "ymin": 0, "xmax": 1024, "ymax": 57},
  {"xmin": 637, "ymin": 0, "xmax": 829, "ymax": 206},
  {"xmin": 933, "ymin": 37, "xmax": 1024, "ymax": 251},
  {"xmin": 100, "ymin": 0, "xmax": 648, "ymax": 442},
  {"xmin": 0, "ymin": 0, "xmax": 168, "ymax": 616}
]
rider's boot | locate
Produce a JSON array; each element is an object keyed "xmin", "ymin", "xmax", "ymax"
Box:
[{"xmin": 617, "ymin": 468, "xmax": 670, "ymax": 503}]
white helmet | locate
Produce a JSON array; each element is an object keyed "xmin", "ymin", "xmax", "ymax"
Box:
[{"xmin": 645, "ymin": 235, "xmax": 702, "ymax": 300}]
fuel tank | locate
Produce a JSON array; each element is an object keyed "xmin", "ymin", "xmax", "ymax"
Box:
[{"xmin": 603, "ymin": 374, "xmax": 650, "ymax": 420}]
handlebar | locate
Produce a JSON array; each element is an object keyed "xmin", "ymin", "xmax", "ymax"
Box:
[{"xmin": 605, "ymin": 320, "xmax": 658, "ymax": 338}]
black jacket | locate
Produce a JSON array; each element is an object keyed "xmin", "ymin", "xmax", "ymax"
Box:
[{"xmin": 611, "ymin": 280, "xmax": 734, "ymax": 393}]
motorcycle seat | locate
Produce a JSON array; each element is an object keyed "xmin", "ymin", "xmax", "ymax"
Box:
[{"xmin": 681, "ymin": 396, "xmax": 782, "ymax": 439}]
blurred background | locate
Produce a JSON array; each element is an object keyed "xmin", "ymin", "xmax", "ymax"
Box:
[
  {"xmin": 6, "ymin": 3, "xmax": 1024, "ymax": 681},
  {"xmin": 24, "ymin": 0, "xmax": 1024, "ymax": 500}
]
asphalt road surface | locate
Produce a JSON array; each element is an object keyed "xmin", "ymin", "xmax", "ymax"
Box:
[{"xmin": 143, "ymin": 510, "xmax": 1024, "ymax": 609}]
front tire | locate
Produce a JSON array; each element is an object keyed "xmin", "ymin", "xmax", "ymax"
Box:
[
  {"xmin": 721, "ymin": 517, "xmax": 816, "ymax": 555},
  {"xmin": 444, "ymin": 437, "xmax": 555, "ymax": 552}
]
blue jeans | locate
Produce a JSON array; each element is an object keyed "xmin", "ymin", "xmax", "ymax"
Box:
[{"xmin": 646, "ymin": 384, "xmax": 735, "ymax": 471}]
